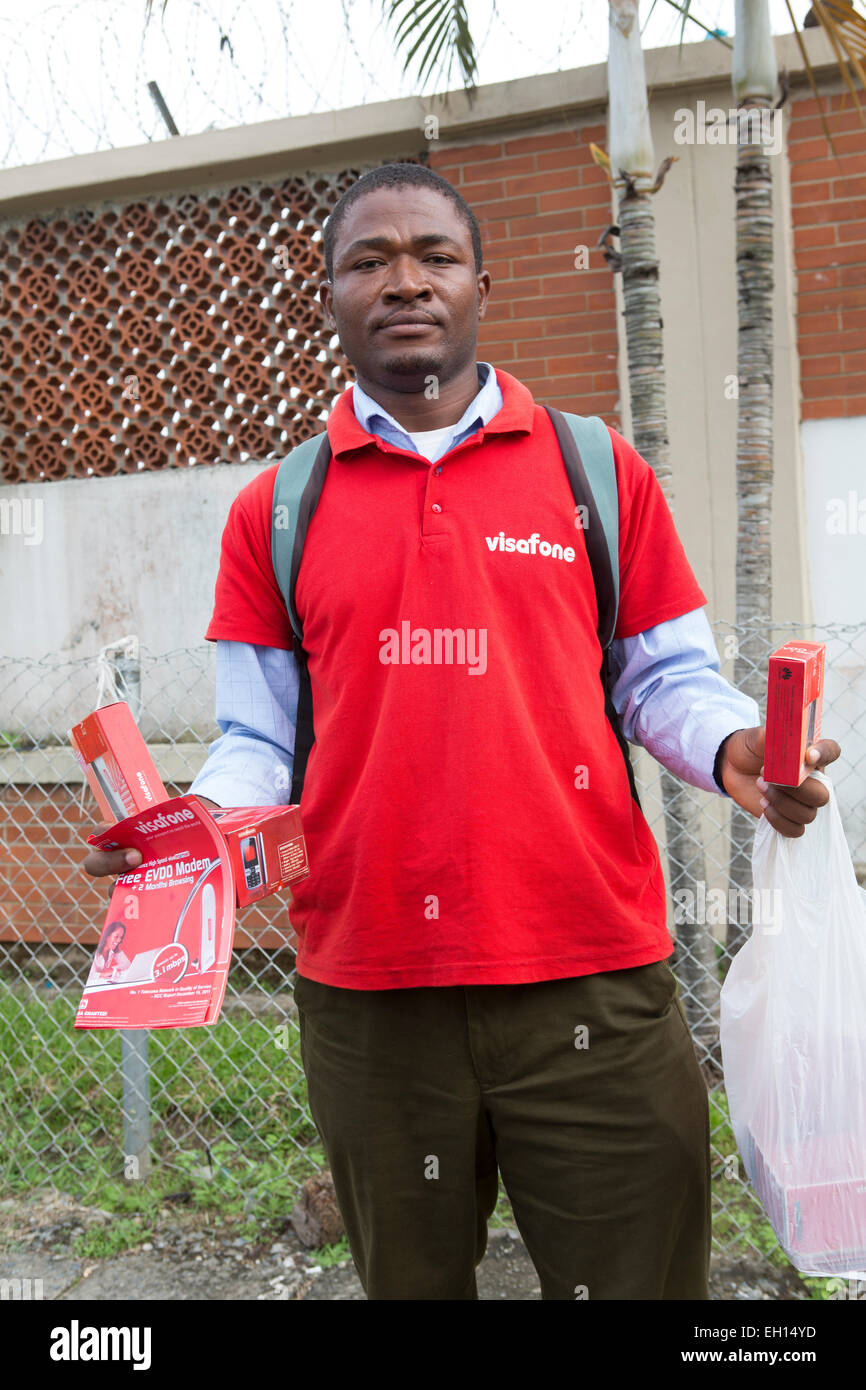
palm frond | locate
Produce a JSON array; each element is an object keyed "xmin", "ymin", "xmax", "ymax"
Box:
[
  {"xmin": 655, "ymin": 0, "xmax": 733, "ymax": 51},
  {"xmin": 386, "ymin": 0, "xmax": 478, "ymax": 91},
  {"xmin": 812, "ymin": 0, "xmax": 866, "ymax": 126},
  {"xmin": 784, "ymin": 0, "xmax": 840, "ymax": 156}
]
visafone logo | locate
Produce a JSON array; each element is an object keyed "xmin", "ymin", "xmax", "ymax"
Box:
[
  {"xmin": 485, "ymin": 531, "xmax": 576, "ymax": 561},
  {"xmin": 379, "ymin": 622, "xmax": 487, "ymax": 675}
]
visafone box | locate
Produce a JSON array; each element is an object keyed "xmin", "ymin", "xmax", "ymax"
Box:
[
  {"xmin": 764, "ymin": 641, "xmax": 826, "ymax": 786},
  {"xmin": 71, "ymin": 702, "xmax": 309, "ymax": 1028},
  {"xmin": 744, "ymin": 1129, "xmax": 866, "ymax": 1277},
  {"xmin": 70, "ymin": 702, "xmax": 168, "ymax": 823}
]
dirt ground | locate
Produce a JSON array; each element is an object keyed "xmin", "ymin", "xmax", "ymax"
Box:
[{"xmin": 0, "ymin": 1188, "xmax": 814, "ymax": 1301}]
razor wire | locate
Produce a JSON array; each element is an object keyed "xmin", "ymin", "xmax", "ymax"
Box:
[{"xmin": 0, "ymin": 618, "xmax": 864, "ymax": 1269}]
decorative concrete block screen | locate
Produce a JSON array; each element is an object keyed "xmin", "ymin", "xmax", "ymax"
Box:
[{"xmin": 0, "ymin": 167, "xmax": 403, "ymax": 484}]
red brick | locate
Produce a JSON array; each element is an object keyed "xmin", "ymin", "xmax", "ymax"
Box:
[
  {"xmin": 790, "ymin": 180, "xmax": 832, "ymax": 204},
  {"xmin": 543, "ymin": 314, "xmax": 597, "ymax": 338},
  {"xmin": 460, "ymin": 153, "xmax": 538, "ymax": 182},
  {"xmin": 470, "ymin": 195, "xmax": 538, "ymax": 222},
  {"xmin": 507, "ymin": 211, "xmax": 574, "ymax": 240},
  {"xmin": 837, "ymin": 219, "xmax": 866, "ymax": 242},
  {"xmin": 505, "ymin": 169, "xmax": 582, "ymax": 198},
  {"xmin": 438, "ymin": 140, "xmax": 503, "ymax": 165},
  {"xmin": 547, "ymin": 352, "xmax": 612, "ymax": 376},
  {"xmin": 504, "ymin": 130, "xmax": 581, "ymax": 156},
  {"xmin": 789, "ymin": 136, "xmax": 845, "ymax": 164},
  {"xmin": 592, "ymin": 372, "xmax": 619, "ymax": 392},
  {"xmin": 844, "ymin": 395, "xmax": 866, "ymax": 415},
  {"xmin": 512, "ymin": 252, "xmax": 580, "ymax": 277},
  {"xmin": 489, "ymin": 234, "xmax": 541, "ymax": 260},
  {"xmin": 587, "ymin": 291, "xmax": 615, "ymax": 312},
  {"xmin": 501, "ymin": 277, "xmax": 543, "ymax": 299},
  {"xmin": 841, "ymin": 265, "xmax": 866, "ymax": 287},
  {"xmin": 802, "ymin": 398, "xmax": 848, "ymax": 419},
  {"xmin": 793, "ymin": 224, "xmax": 838, "ymax": 250},
  {"xmin": 539, "ymin": 186, "xmax": 610, "ymax": 214},
  {"xmin": 478, "ymin": 318, "xmax": 554, "ymax": 347},
  {"xmin": 797, "ymin": 268, "xmax": 841, "ymax": 293},
  {"xmin": 799, "ymin": 286, "xmax": 866, "ymax": 311},
  {"xmin": 791, "ymin": 154, "xmax": 866, "ymax": 182},
  {"xmin": 796, "ymin": 243, "xmax": 866, "ymax": 270},
  {"xmin": 788, "ymin": 109, "xmax": 866, "ymax": 143},
  {"xmin": 801, "ymin": 373, "xmax": 846, "ymax": 398},
  {"xmin": 537, "ymin": 147, "xmax": 592, "ymax": 173},
  {"xmin": 798, "ymin": 354, "xmax": 842, "ymax": 377},
  {"xmin": 843, "ymin": 351, "xmax": 866, "ymax": 373},
  {"xmin": 799, "ymin": 329, "xmax": 866, "ymax": 357},
  {"xmin": 447, "ymin": 177, "xmax": 505, "ymax": 204},
  {"xmin": 479, "ymin": 218, "xmax": 507, "ymax": 241},
  {"xmin": 832, "ymin": 177, "xmax": 866, "ymax": 200}
]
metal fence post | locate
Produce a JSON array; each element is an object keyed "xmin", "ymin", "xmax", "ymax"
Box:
[
  {"xmin": 111, "ymin": 641, "xmax": 151, "ymax": 1181},
  {"xmin": 121, "ymin": 1030, "xmax": 151, "ymax": 1180}
]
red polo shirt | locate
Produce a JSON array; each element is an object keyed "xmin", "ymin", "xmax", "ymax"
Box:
[{"xmin": 206, "ymin": 369, "xmax": 707, "ymax": 988}]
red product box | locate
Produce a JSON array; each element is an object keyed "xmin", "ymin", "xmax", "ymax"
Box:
[
  {"xmin": 70, "ymin": 701, "xmax": 168, "ymax": 823},
  {"xmin": 746, "ymin": 1131, "xmax": 866, "ymax": 1276},
  {"xmin": 209, "ymin": 804, "xmax": 310, "ymax": 907},
  {"xmin": 764, "ymin": 641, "xmax": 825, "ymax": 786}
]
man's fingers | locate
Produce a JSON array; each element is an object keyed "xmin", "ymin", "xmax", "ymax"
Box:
[
  {"xmin": 806, "ymin": 739, "xmax": 841, "ymax": 770},
  {"xmin": 762, "ymin": 802, "xmax": 809, "ymax": 838},
  {"xmin": 82, "ymin": 846, "xmax": 142, "ymax": 879},
  {"xmin": 763, "ymin": 782, "xmax": 824, "ymax": 825}
]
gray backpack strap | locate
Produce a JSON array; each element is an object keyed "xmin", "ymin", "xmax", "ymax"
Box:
[
  {"xmin": 270, "ymin": 432, "xmax": 331, "ymax": 644},
  {"xmin": 270, "ymin": 431, "xmax": 332, "ymax": 803},
  {"xmin": 545, "ymin": 408, "xmax": 620, "ymax": 649},
  {"xmin": 546, "ymin": 406, "xmax": 639, "ymax": 808}
]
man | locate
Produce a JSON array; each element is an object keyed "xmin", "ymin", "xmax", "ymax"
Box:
[{"xmin": 84, "ymin": 162, "xmax": 840, "ymax": 1300}]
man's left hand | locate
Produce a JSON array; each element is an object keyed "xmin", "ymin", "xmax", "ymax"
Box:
[{"xmin": 719, "ymin": 726, "xmax": 842, "ymax": 838}]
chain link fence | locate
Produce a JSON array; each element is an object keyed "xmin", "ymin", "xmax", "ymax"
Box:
[{"xmin": 1, "ymin": 619, "xmax": 865, "ymax": 1267}]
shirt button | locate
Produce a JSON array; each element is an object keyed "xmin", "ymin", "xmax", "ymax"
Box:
[
  {"xmin": 434, "ymin": 466, "xmax": 442, "ymax": 474},
  {"xmin": 431, "ymin": 503, "xmax": 442, "ymax": 513}
]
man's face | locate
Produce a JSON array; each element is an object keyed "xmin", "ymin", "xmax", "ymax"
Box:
[{"xmin": 320, "ymin": 186, "xmax": 491, "ymax": 393}]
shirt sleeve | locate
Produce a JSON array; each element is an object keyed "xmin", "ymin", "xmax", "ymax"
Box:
[
  {"xmin": 204, "ymin": 464, "xmax": 295, "ymax": 650},
  {"xmin": 189, "ymin": 641, "xmax": 298, "ymax": 807},
  {"xmin": 609, "ymin": 427, "xmax": 709, "ymax": 639},
  {"xmin": 608, "ymin": 607, "xmax": 761, "ymax": 796}
]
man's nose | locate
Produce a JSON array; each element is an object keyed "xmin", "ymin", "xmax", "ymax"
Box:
[{"xmin": 384, "ymin": 256, "xmax": 432, "ymax": 298}]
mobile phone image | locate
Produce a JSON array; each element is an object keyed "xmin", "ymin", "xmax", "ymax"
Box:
[
  {"xmin": 240, "ymin": 834, "xmax": 266, "ymax": 892},
  {"xmin": 90, "ymin": 754, "xmax": 133, "ymax": 821}
]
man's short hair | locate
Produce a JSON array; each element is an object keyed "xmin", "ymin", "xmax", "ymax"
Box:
[{"xmin": 322, "ymin": 162, "xmax": 483, "ymax": 282}]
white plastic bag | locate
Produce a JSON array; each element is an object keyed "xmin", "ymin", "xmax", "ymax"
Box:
[{"xmin": 720, "ymin": 770, "xmax": 866, "ymax": 1278}]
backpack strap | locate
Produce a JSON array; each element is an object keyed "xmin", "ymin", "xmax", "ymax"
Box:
[
  {"xmin": 271, "ymin": 430, "xmax": 332, "ymax": 803},
  {"xmin": 544, "ymin": 406, "xmax": 641, "ymax": 810},
  {"xmin": 544, "ymin": 407, "xmax": 619, "ymax": 650}
]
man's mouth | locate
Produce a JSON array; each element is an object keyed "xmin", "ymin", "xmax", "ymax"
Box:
[{"xmin": 377, "ymin": 313, "xmax": 441, "ymax": 336}]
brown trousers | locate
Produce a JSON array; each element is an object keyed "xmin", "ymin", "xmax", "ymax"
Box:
[{"xmin": 294, "ymin": 959, "xmax": 711, "ymax": 1300}]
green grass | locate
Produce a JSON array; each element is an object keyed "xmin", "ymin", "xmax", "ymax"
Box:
[{"xmin": 0, "ymin": 988, "xmax": 320, "ymax": 1227}]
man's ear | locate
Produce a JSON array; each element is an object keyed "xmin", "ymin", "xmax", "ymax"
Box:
[{"xmin": 319, "ymin": 281, "xmax": 336, "ymax": 331}]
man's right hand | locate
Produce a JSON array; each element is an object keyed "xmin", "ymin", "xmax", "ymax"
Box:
[{"xmin": 81, "ymin": 797, "xmax": 221, "ymax": 879}]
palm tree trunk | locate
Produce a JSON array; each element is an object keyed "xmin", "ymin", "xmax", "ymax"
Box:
[
  {"xmin": 726, "ymin": 2, "xmax": 776, "ymax": 962},
  {"xmin": 617, "ymin": 189, "xmax": 721, "ymax": 1073},
  {"xmin": 609, "ymin": 0, "xmax": 720, "ymax": 1073}
]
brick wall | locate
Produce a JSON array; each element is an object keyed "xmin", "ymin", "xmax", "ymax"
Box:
[
  {"xmin": 788, "ymin": 90, "xmax": 866, "ymax": 420},
  {"xmin": 1, "ymin": 783, "xmax": 297, "ymax": 951},
  {"xmin": 429, "ymin": 124, "xmax": 621, "ymax": 425}
]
